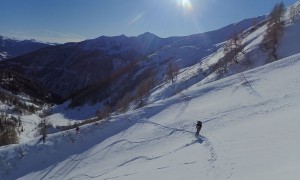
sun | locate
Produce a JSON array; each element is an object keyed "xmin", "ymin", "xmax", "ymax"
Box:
[{"xmin": 177, "ymin": 0, "xmax": 193, "ymax": 11}]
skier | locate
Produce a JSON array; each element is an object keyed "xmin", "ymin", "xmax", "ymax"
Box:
[{"xmin": 195, "ymin": 121, "xmax": 202, "ymax": 136}]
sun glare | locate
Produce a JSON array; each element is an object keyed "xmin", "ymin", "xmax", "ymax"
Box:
[{"xmin": 177, "ymin": 0, "xmax": 193, "ymax": 11}]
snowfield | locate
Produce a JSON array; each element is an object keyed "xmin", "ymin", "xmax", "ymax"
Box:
[
  {"xmin": 1, "ymin": 53, "xmax": 300, "ymax": 180},
  {"xmin": 2, "ymin": 2, "xmax": 300, "ymax": 179}
]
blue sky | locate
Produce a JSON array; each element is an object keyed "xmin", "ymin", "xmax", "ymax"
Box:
[{"xmin": 0, "ymin": 0, "xmax": 297, "ymax": 43}]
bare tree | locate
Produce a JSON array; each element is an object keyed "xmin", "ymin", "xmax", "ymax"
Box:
[
  {"xmin": 96, "ymin": 105, "xmax": 112, "ymax": 120},
  {"xmin": 223, "ymin": 31, "xmax": 245, "ymax": 64},
  {"xmin": 166, "ymin": 61, "xmax": 179, "ymax": 83},
  {"xmin": 38, "ymin": 106, "xmax": 51, "ymax": 143},
  {"xmin": 0, "ymin": 126, "xmax": 18, "ymax": 146},
  {"xmin": 115, "ymin": 93, "xmax": 132, "ymax": 113},
  {"xmin": 17, "ymin": 115, "xmax": 21, "ymax": 127},
  {"xmin": 262, "ymin": 2, "xmax": 285, "ymax": 61},
  {"xmin": 39, "ymin": 117, "xmax": 48, "ymax": 143},
  {"xmin": 0, "ymin": 114, "xmax": 19, "ymax": 146},
  {"xmin": 135, "ymin": 77, "xmax": 155, "ymax": 108}
]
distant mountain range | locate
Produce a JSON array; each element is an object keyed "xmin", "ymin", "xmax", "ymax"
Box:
[
  {"xmin": 0, "ymin": 16, "xmax": 266, "ymax": 106},
  {"xmin": 0, "ymin": 36, "xmax": 50, "ymax": 61}
]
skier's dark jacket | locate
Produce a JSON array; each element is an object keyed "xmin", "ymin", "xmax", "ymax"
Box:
[{"xmin": 196, "ymin": 121, "xmax": 202, "ymax": 129}]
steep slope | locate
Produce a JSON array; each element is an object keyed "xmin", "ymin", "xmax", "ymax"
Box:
[
  {"xmin": 0, "ymin": 36, "xmax": 50, "ymax": 61},
  {"xmin": 1, "ymin": 52, "xmax": 300, "ymax": 179},
  {"xmin": 148, "ymin": 3, "xmax": 300, "ymax": 102}
]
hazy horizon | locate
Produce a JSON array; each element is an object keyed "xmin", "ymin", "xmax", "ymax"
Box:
[{"xmin": 0, "ymin": 0, "xmax": 297, "ymax": 43}]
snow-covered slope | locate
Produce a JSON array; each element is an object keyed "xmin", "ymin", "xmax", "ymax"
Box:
[
  {"xmin": 1, "ymin": 2, "xmax": 300, "ymax": 179},
  {"xmin": 148, "ymin": 3, "xmax": 300, "ymax": 103},
  {"xmin": 1, "ymin": 52, "xmax": 300, "ymax": 179}
]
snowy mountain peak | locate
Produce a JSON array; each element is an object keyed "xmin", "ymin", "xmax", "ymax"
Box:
[{"xmin": 138, "ymin": 32, "xmax": 160, "ymax": 39}]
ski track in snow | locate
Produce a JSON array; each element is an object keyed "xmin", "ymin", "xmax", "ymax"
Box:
[
  {"xmin": 3, "ymin": 39, "xmax": 300, "ymax": 179},
  {"xmin": 67, "ymin": 94, "xmax": 230, "ymax": 180},
  {"xmin": 69, "ymin": 137, "xmax": 205, "ymax": 180},
  {"xmin": 65, "ymin": 97, "xmax": 202, "ymax": 179}
]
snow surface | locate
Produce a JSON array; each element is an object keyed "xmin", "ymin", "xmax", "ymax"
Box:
[
  {"xmin": 1, "ymin": 2, "xmax": 300, "ymax": 179},
  {"xmin": 1, "ymin": 53, "xmax": 300, "ymax": 179}
]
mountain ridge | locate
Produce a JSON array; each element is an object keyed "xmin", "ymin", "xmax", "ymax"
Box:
[
  {"xmin": 0, "ymin": 36, "xmax": 50, "ymax": 61},
  {"xmin": 0, "ymin": 16, "xmax": 266, "ymax": 106}
]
